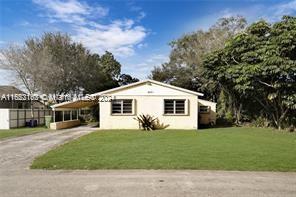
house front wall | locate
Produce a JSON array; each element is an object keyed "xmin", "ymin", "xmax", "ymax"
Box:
[{"xmin": 99, "ymin": 83, "xmax": 198, "ymax": 129}]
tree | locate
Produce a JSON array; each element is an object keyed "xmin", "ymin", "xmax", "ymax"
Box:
[
  {"xmin": 24, "ymin": 32, "xmax": 90, "ymax": 94},
  {"xmin": 0, "ymin": 44, "xmax": 52, "ymax": 94},
  {"xmin": 100, "ymin": 51, "xmax": 121, "ymax": 79},
  {"xmin": 1, "ymin": 32, "xmax": 124, "ymax": 96},
  {"xmin": 81, "ymin": 53, "xmax": 119, "ymax": 94},
  {"xmin": 203, "ymin": 16, "xmax": 296, "ymax": 129},
  {"xmin": 0, "ymin": 44, "xmax": 53, "ymax": 118},
  {"xmin": 118, "ymin": 74, "xmax": 139, "ymax": 86},
  {"xmin": 151, "ymin": 16, "xmax": 247, "ymax": 101}
]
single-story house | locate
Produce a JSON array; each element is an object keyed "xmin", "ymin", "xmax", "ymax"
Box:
[{"xmin": 50, "ymin": 79, "xmax": 216, "ymax": 130}]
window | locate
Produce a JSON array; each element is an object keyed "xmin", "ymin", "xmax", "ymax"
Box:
[
  {"xmin": 111, "ymin": 99, "xmax": 133, "ymax": 115},
  {"xmin": 199, "ymin": 106, "xmax": 210, "ymax": 113},
  {"xmin": 54, "ymin": 111, "xmax": 63, "ymax": 122},
  {"xmin": 64, "ymin": 111, "xmax": 71, "ymax": 121},
  {"xmin": 164, "ymin": 99, "xmax": 185, "ymax": 115},
  {"xmin": 72, "ymin": 110, "xmax": 78, "ymax": 120}
]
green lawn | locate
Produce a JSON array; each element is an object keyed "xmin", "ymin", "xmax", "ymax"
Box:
[
  {"xmin": 0, "ymin": 127, "xmax": 48, "ymax": 140},
  {"xmin": 31, "ymin": 127, "xmax": 296, "ymax": 171}
]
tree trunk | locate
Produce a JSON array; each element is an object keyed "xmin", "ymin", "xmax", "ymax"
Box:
[
  {"xmin": 271, "ymin": 107, "xmax": 289, "ymax": 130},
  {"xmin": 236, "ymin": 103, "xmax": 242, "ymax": 125}
]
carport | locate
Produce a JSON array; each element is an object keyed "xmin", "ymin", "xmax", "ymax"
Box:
[{"xmin": 50, "ymin": 100, "xmax": 96, "ymax": 130}]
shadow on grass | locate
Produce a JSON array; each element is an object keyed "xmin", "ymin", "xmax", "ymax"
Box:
[{"xmin": 198, "ymin": 124, "xmax": 235, "ymax": 130}]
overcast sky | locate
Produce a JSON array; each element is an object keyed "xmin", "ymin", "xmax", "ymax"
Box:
[{"xmin": 1, "ymin": 0, "xmax": 296, "ymax": 85}]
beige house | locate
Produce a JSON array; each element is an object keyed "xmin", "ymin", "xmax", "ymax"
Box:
[{"xmin": 50, "ymin": 80, "xmax": 216, "ymax": 130}]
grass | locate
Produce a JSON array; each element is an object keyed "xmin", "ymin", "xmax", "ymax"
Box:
[
  {"xmin": 31, "ymin": 127, "xmax": 296, "ymax": 171},
  {"xmin": 0, "ymin": 126, "xmax": 48, "ymax": 140}
]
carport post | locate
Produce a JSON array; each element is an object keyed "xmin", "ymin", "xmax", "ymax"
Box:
[
  {"xmin": 53, "ymin": 109, "xmax": 55, "ymax": 122},
  {"xmin": 62, "ymin": 111, "xmax": 64, "ymax": 121},
  {"xmin": 70, "ymin": 110, "xmax": 72, "ymax": 120}
]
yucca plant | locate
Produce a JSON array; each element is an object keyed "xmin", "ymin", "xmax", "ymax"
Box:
[
  {"xmin": 151, "ymin": 118, "xmax": 169, "ymax": 130},
  {"xmin": 134, "ymin": 114, "xmax": 157, "ymax": 130},
  {"xmin": 134, "ymin": 114, "xmax": 169, "ymax": 130}
]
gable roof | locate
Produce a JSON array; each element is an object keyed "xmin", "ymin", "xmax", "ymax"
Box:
[
  {"xmin": 0, "ymin": 86, "xmax": 25, "ymax": 95},
  {"xmin": 52, "ymin": 79, "xmax": 203, "ymax": 109},
  {"xmin": 198, "ymin": 99, "xmax": 217, "ymax": 105},
  {"xmin": 92, "ymin": 79, "xmax": 204, "ymax": 96}
]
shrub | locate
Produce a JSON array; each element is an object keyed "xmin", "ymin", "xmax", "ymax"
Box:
[
  {"xmin": 251, "ymin": 116, "xmax": 271, "ymax": 128},
  {"xmin": 152, "ymin": 118, "xmax": 169, "ymax": 130},
  {"xmin": 215, "ymin": 117, "xmax": 233, "ymax": 127},
  {"xmin": 225, "ymin": 111, "xmax": 234, "ymax": 123},
  {"xmin": 79, "ymin": 114, "xmax": 95, "ymax": 122},
  {"xmin": 134, "ymin": 114, "xmax": 169, "ymax": 130},
  {"xmin": 288, "ymin": 126, "xmax": 295, "ymax": 132}
]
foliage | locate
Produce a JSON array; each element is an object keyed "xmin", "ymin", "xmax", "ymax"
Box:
[
  {"xmin": 100, "ymin": 51, "xmax": 121, "ymax": 79},
  {"xmin": 152, "ymin": 118, "xmax": 170, "ymax": 130},
  {"xmin": 82, "ymin": 53, "xmax": 119, "ymax": 94},
  {"xmin": 215, "ymin": 117, "xmax": 233, "ymax": 127},
  {"xmin": 151, "ymin": 15, "xmax": 295, "ymax": 130},
  {"xmin": 251, "ymin": 116, "xmax": 271, "ymax": 128},
  {"xmin": 134, "ymin": 114, "xmax": 168, "ymax": 130},
  {"xmin": 134, "ymin": 114, "xmax": 157, "ymax": 130},
  {"xmin": 118, "ymin": 74, "xmax": 139, "ymax": 86},
  {"xmin": 0, "ymin": 32, "xmax": 139, "ymax": 96},
  {"xmin": 288, "ymin": 126, "xmax": 295, "ymax": 133},
  {"xmin": 25, "ymin": 32, "xmax": 88, "ymax": 94},
  {"xmin": 151, "ymin": 16, "xmax": 247, "ymax": 101},
  {"xmin": 0, "ymin": 44, "xmax": 51, "ymax": 94},
  {"xmin": 90, "ymin": 104, "xmax": 100, "ymax": 121},
  {"xmin": 203, "ymin": 16, "xmax": 296, "ymax": 129}
]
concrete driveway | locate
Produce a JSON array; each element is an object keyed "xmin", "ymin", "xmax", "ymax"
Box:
[{"xmin": 0, "ymin": 127, "xmax": 295, "ymax": 197}]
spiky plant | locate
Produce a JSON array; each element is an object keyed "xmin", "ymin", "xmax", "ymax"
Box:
[{"xmin": 134, "ymin": 114, "xmax": 169, "ymax": 130}]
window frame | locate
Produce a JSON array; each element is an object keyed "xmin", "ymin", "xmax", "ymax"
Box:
[
  {"xmin": 163, "ymin": 99, "xmax": 187, "ymax": 115},
  {"xmin": 199, "ymin": 105, "xmax": 210, "ymax": 113},
  {"xmin": 111, "ymin": 99, "xmax": 134, "ymax": 115}
]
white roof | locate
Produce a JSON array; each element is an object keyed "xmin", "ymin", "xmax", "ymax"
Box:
[
  {"xmin": 92, "ymin": 79, "xmax": 203, "ymax": 96},
  {"xmin": 198, "ymin": 99, "xmax": 217, "ymax": 104},
  {"xmin": 52, "ymin": 79, "xmax": 204, "ymax": 109}
]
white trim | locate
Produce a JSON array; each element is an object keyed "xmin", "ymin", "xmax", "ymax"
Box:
[
  {"xmin": 198, "ymin": 99, "xmax": 217, "ymax": 104},
  {"xmin": 52, "ymin": 79, "xmax": 204, "ymax": 109},
  {"xmin": 163, "ymin": 99, "xmax": 188, "ymax": 116},
  {"xmin": 111, "ymin": 99, "xmax": 134, "ymax": 116},
  {"xmin": 92, "ymin": 79, "xmax": 203, "ymax": 97},
  {"xmin": 199, "ymin": 105, "xmax": 210, "ymax": 113}
]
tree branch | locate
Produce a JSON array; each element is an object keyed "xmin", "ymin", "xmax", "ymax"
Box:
[
  {"xmin": 256, "ymin": 79, "xmax": 274, "ymax": 88},
  {"xmin": 231, "ymin": 56, "xmax": 240, "ymax": 64}
]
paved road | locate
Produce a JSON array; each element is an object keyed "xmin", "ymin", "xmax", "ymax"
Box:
[{"xmin": 0, "ymin": 127, "xmax": 296, "ymax": 197}]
